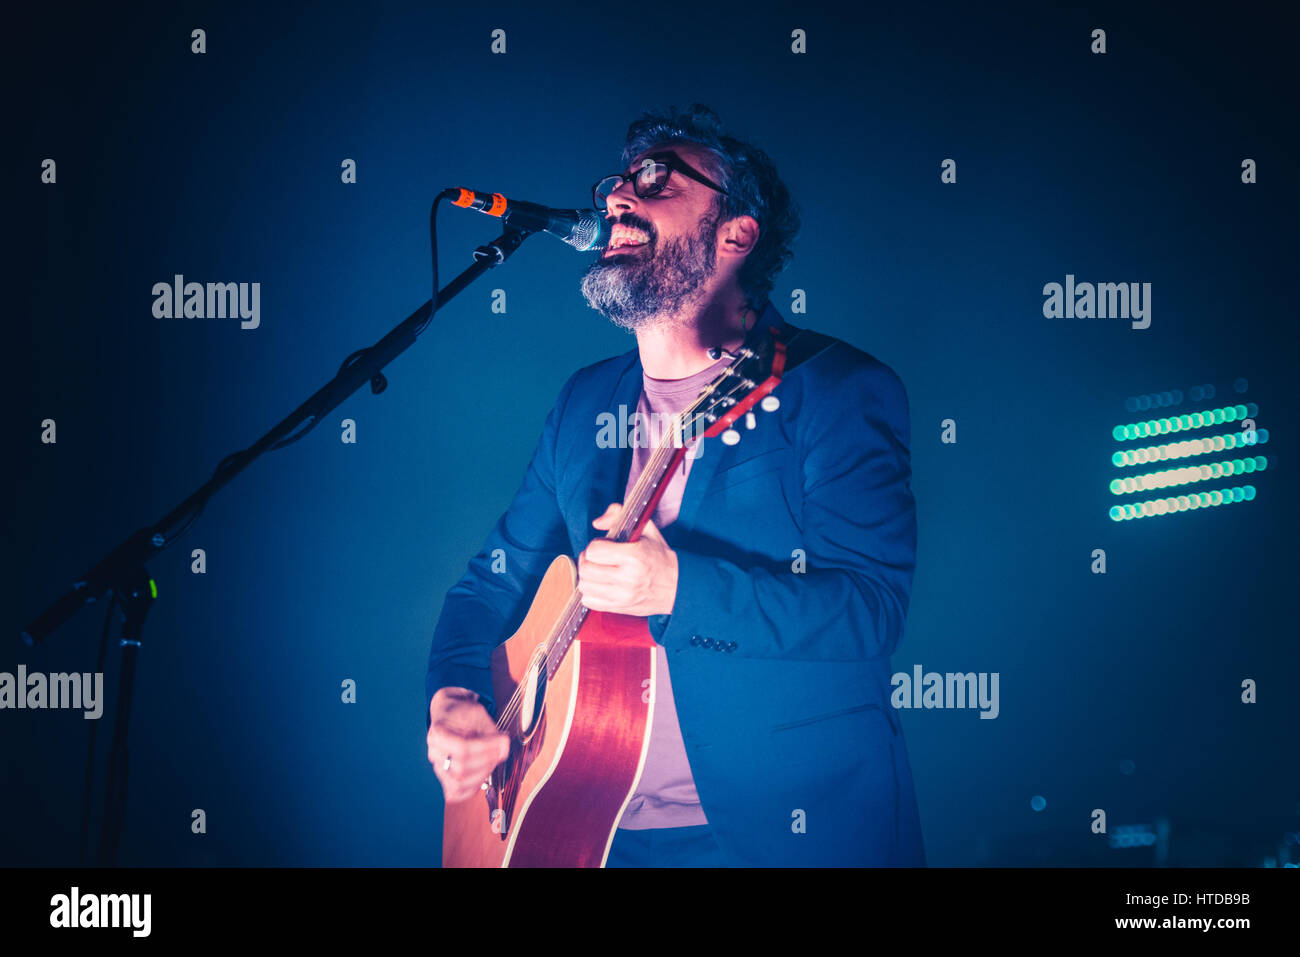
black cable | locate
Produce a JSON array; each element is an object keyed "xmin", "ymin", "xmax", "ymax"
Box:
[
  {"xmin": 431, "ymin": 197, "xmax": 441, "ymax": 318},
  {"xmin": 338, "ymin": 347, "xmax": 370, "ymax": 373},
  {"xmin": 266, "ymin": 418, "xmax": 318, "ymax": 452},
  {"xmin": 417, "ymin": 194, "xmax": 448, "ymax": 338}
]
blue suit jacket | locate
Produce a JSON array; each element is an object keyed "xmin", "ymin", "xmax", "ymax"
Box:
[{"xmin": 427, "ymin": 300, "xmax": 925, "ymax": 866}]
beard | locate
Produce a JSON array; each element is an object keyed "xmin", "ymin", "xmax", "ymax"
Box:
[{"xmin": 580, "ymin": 209, "xmax": 720, "ymax": 331}]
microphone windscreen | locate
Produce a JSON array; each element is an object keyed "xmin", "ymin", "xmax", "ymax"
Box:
[{"xmin": 567, "ymin": 211, "xmax": 609, "ymax": 251}]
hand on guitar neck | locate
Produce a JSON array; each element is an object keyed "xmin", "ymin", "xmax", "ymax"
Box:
[
  {"xmin": 576, "ymin": 502, "xmax": 678, "ymax": 617},
  {"xmin": 428, "ymin": 687, "xmax": 510, "ymax": 804}
]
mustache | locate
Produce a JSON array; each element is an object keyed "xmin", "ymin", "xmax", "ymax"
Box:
[{"xmin": 615, "ymin": 212, "xmax": 656, "ymax": 242}]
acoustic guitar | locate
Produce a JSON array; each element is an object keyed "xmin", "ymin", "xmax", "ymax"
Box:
[{"xmin": 441, "ymin": 322, "xmax": 788, "ymax": 867}]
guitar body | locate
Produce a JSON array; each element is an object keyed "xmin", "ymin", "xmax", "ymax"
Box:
[{"xmin": 441, "ymin": 555, "xmax": 657, "ymax": 867}]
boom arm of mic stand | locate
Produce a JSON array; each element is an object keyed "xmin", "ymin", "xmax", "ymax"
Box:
[{"xmin": 20, "ymin": 224, "xmax": 537, "ymax": 647}]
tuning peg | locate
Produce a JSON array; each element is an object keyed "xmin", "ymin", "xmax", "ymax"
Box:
[
  {"xmin": 721, "ymin": 429, "xmax": 740, "ymax": 446},
  {"xmin": 761, "ymin": 395, "xmax": 780, "ymax": 412}
]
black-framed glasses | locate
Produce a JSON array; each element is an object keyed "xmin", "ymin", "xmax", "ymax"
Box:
[{"xmin": 591, "ymin": 151, "xmax": 730, "ymax": 210}]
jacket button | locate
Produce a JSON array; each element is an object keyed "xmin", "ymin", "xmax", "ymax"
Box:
[
  {"xmin": 726, "ymin": 641, "xmax": 737, "ymax": 652},
  {"xmin": 690, "ymin": 635, "xmax": 702, "ymax": 646},
  {"xmin": 703, "ymin": 637, "xmax": 715, "ymax": 648}
]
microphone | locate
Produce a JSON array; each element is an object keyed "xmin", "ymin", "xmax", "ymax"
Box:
[{"xmin": 446, "ymin": 188, "xmax": 610, "ymax": 251}]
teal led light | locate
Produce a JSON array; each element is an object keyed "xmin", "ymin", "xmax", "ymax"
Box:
[
  {"xmin": 1112, "ymin": 429, "xmax": 1269, "ymax": 467},
  {"xmin": 1108, "ymin": 485, "xmax": 1257, "ymax": 520},
  {"xmin": 1109, "ymin": 456, "xmax": 1268, "ymax": 495},
  {"xmin": 1115, "ymin": 404, "xmax": 1258, "ymax": 442}
]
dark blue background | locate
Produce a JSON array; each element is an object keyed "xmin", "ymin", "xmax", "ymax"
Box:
[{"xmin": 8, "ymin": 0, "xmax": 1297, "ymax": 866}]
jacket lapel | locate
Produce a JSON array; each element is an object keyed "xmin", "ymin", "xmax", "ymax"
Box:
[{"xmin": 582, "ymin": 353, "xmax": 643, "ymax": 544}]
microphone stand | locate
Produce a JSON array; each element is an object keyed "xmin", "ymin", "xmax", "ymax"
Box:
[{"xmin": 21, "ymin": 222, "xmax": 538, "ymax": 866}]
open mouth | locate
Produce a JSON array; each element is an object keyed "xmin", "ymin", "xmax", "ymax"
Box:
[{"xmin": 604, "ymin": 223, "xmax": 652, "ymax": 255}]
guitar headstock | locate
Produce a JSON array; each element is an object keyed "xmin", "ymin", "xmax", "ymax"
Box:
[{"xmin": 678, "ymin": 324, "xmax": 788, "ymax": 447}]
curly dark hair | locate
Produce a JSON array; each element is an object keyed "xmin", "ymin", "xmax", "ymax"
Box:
[{"xmin": 620, "ymin": 104, "xmax": 800, "ymax": 309}]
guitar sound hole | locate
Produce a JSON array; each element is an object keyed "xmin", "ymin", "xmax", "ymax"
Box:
[{"xmin": 519, "ymin": 665, "xmax": 547, "ymax": 741}]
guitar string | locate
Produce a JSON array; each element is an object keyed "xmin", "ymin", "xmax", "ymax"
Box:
[
  {"xmin": 489, "ymin": 357, "xmax": 771, "ymax": 735},
  {"xmin": 490, "ymin": 349, "xmax": 780, "ymax": 738},
  {"xmin": 491, "ymin": 426, "xmax": 685, "ymax": 735},
  {"xmin": 490, "ymin": 366, "xmax": 755, "ymax": 733},
  {"xmin": 492, "ymin": 409, "xmax": 708, "ymax": 735},
  {"xmin": 492, "ymin": 390, "xmax": 726, "ymax": 732},
  {"xmin": 491, "ymin": 371, "xmax": 751, "ymax": 734},
  {"xmin": 486, "ymin": 320, "xmax": 808, "ymax": 734}
]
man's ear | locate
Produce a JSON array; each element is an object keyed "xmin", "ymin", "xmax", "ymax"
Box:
[{"xmin": 717, "ymin": 215, "xmax": 760, "ymax": 259}]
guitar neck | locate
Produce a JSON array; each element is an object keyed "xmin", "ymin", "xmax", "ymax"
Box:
[{"xmin": 609, "ymin": 437, "xmax": 693, "ymax": 543}]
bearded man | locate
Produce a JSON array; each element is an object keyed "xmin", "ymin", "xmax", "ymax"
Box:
[{"xmin": 426, "ymin": 104, "xmax": 925, "ymax": 867}]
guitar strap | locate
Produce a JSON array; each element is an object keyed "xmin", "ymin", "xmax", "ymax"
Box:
[{"xmin": 771, "ymin": 323, "xmax": 838, "ymax": 376}]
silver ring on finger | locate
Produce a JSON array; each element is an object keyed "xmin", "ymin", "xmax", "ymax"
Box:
[{"xmin": 442, "ymin": 754, "xmax": 452, "ymax": 771}]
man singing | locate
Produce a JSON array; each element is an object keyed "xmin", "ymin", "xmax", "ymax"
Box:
[{"xmin": 426, "ymin": 104, "xmax": 924, "ymax": 866}]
